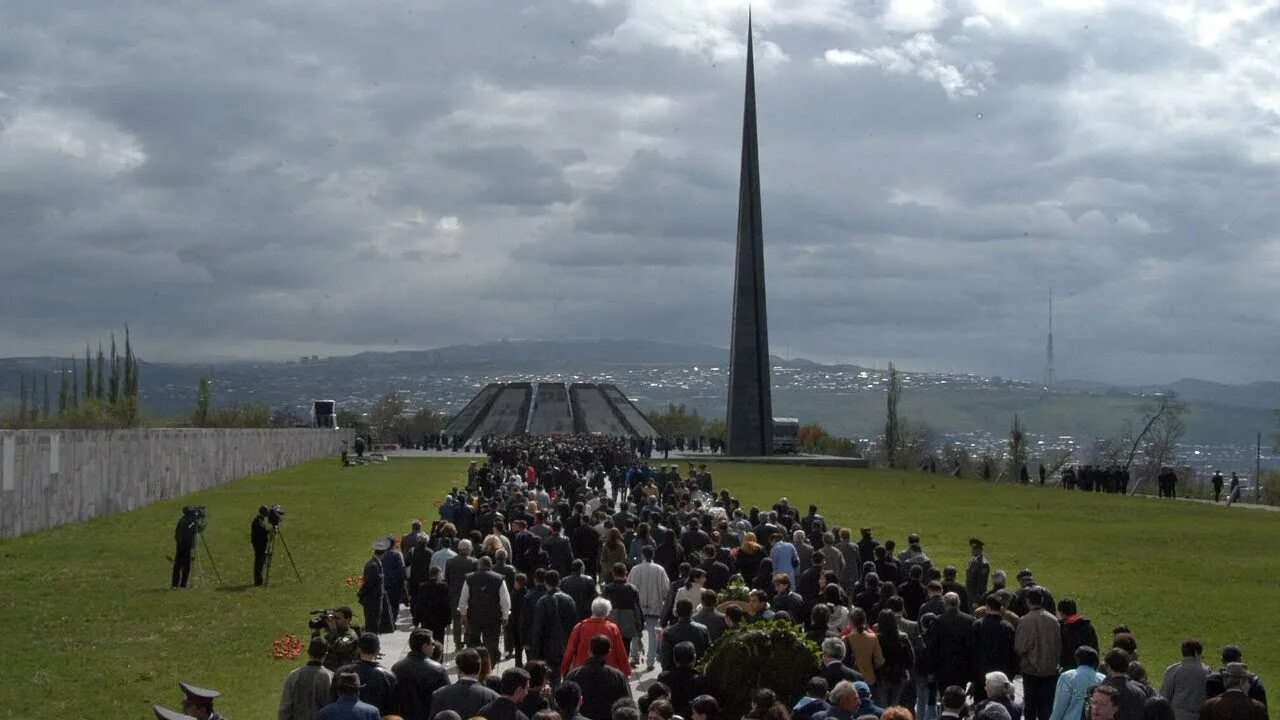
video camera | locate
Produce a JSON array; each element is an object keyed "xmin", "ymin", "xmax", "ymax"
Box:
[
  {"xmin": 182, "ymin": 505, "xmax": 208, "ymax": 532},
  {"xmin": 308, "ymin": 608, "xmax": 337, "ymax": 631},
  {"xmin": 266, "ymin": 504, "xmax": 285, "ymax": 528}
]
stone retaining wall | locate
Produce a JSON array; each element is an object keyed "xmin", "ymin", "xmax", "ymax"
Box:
[{"xmin": 0, "ymin": 428, "xmax": 350, "ymax": 538}]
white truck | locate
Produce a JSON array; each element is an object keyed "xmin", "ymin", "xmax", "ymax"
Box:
[{"xmin": 772, "ymin": 417, "xmax": 800, "ymax": 454}]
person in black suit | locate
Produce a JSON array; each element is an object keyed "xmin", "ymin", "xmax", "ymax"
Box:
[
  {"xmin": 390, "ymin": 628, "xmax": 450, "ymax": 720},
  {"xmin": 659, "ymin": 599, "xmax": 711, "ymax": 670},
  {"xmin": 926, "ymin": 593, "xmax": 976, "ymax": 694},
  {"xmin": 657, "ymin": 641, "xmax": 712, "ymax": 719},
  {"xmin": 251, "ymin": 506, "xmax": 270, "ymax": 586},
  {"xmin": 476, "ymin": 667, "xmax": 532, "ymax": 720},
  {"xmin": 430, "ymin": 649, "xmax": 499, "ymax": 719},
  {"xmin": 819, "ymin": 637, "xmax": 865, "ymax": 689},
  {"xmin": 560, "ymin": 560, "xmax": 599, "ymax": 622},
  {"xmin": 529, "ymin": 571, "xmax": 580, "ymax": 684},
  {"xmin": 564, "ymin": 635, "xmax": 629, "ymax": 720}
]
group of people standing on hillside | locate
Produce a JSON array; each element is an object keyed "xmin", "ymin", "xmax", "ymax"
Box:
[{"xmin": 263, "ymin": 434, "xmax": 1268, "ymax": 720}]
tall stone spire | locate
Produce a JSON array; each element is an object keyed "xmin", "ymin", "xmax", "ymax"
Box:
[{"xmin": 726, "ymin": 10, "xmax": 774, "ymax": 456}]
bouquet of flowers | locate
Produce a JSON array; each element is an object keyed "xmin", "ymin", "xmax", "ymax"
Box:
[{"xmin": 270, "ymin": 633, "xmax": 304, "ymax": 660}]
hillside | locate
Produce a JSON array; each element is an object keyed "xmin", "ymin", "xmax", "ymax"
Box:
[{"xmin": 0, "ymin": 339, "xmax": 1274, "ymax": 451}]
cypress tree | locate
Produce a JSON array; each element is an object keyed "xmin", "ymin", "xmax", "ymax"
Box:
[
  {"xmin": 95, "ymin": 344, "xmax": 105, "ymax": 401},
  {"xmin": 59, "ymin": 365, "xmax": 70, "ymax": 413},
  {"xmin": 109, "ymin": 333, "xmax": 119, "ymax": 403},
  {"xmin": 130, "ymin": 356, "xmax": 141, "ymax": 398},
  {"xmin": 123, "ymin": 325, "xmax": 134, "ymax": 399},
  {"xmin": 84, "ymin": 346, "xmax": 94, "ymax": 402},
  {"xmin": 71, "ymin": 360, "xmax": 80, "ymax": 409},
  {"xmin": 43, "ymin": 374, "xmax": 50, "ymax": 420}
]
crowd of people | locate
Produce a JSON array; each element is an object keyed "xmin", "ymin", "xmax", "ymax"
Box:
[{"xmin": 254, "ymin": 435, "xmax": 1269, "ymax": 720}]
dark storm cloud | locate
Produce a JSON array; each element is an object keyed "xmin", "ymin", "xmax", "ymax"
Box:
[{"xmin": 1, "ymin": 0, "xmax": 1278, "ymax": 383}]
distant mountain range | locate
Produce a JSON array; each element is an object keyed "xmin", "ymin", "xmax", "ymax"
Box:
[{"xmin": 1, "ymin": 338, "xmax": 1275, "ymax": 448}]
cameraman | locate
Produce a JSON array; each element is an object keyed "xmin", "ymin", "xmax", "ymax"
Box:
[
  {"xmin": 251, "ymin": 506, "xmax": 270, "ymax": 586},
  {"xmin": 321, "ymin": 606, "xmax": 360, "ymax": 671},
  {"xmin": 171, "ymin": 506, "xmax": 200, "ymax": 589}
]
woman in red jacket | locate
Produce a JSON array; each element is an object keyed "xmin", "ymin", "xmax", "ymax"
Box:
[{"xmin": 561, "ymin": 597, "xmax": 633, "ymax": 677}]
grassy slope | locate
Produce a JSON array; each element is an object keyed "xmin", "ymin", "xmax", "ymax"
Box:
[{"xmin": 1, "ymin": 457, "xmax": 1276, "ymax": 719}]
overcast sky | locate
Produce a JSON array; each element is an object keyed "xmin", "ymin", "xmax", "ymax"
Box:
[{"xmin": 2, "ymin": 0, "xmax": 1278, "ymax": 385}]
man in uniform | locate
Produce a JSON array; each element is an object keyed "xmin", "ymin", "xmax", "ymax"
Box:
[
  {"xmin": 360, "ymin": 539, "xmax": 393, "ymax": 634},
  {"xmin": 251, "ymin": 506, "xmax": 270, "ymax": 586},
  {"xmin": 458, "ymin": 555, "xmax": 511, "ymax": 661},
  {"xmin": 322, "ymin": 606, "xmax": 360, "ymax": 671},
  {"xmin": 177, "ymin": 681, "xmax": 229, "ymax": 720},
  {"xmin": 965, "ymin": 538, "xmax": 990, "ymax": 610},
  {"xmin": 153, "ymin": 706, "xmax": 197, "ymax": 720},
  {"xmin": 172, "ymin": 506, "xmax": 200, "ymax": 588}
]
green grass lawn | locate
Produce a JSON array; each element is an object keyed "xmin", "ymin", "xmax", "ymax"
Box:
[{"xmin": 1, "ymin": 457, "xmax": 1276, "ymax": 719}]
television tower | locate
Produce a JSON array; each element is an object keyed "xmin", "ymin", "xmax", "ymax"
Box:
[{"xmin": 1044, "ymin": 288, "xmax": 1056, "ymax": 392}]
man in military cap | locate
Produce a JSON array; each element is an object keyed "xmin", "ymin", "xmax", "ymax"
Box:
[
  {"xmin": 360, "ymin": 539, "xmax": 393, "ymax": 635},
  {"xmin": 153, "ymin": 706, "xmax": 196, "ymax": 720},
  {"xmin": 966, "ymin": 538, "xmax": 990, "ymax": 610},
  {"xmin": 177, "ymin": 681, "xmax": 228, "ymax": 720},
  {"xmin": 322, "ymin": 606, "xmax": 360, "ymax": 671}
]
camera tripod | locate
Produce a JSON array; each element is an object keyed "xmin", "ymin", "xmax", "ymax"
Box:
[
  {"xmin": 264, "ymin": 526, "xmax": 303, "ymax": 585},
  {"xmin": 192, "ymin": 528, "xmax": 222, "ymax": 586}
]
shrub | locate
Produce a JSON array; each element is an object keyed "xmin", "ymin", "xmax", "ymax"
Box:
[{"xmin": 699, "ymin": 618, "xmax": 820, "ymax": 718}]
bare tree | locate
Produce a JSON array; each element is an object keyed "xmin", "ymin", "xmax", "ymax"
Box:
[
  {"xmin": 1128, "ymin": 393, "xmax": 1189, "ymax": 494},
  {"xmin": 884, "ymin": 362, "xmax": 901, "ymax": 468},
  {"xmin": 897, "ymin": 419, "xmax": 938, "ymax": 470},
  {"xmin": 370, "ymin": 392, "xmax": 408, "ymax": 442},
  {"xmin": 1007, "ymin": 414, "xmax": 1026, "ymax": 483},
  {"xmin": 943, "ymin": 443, "xmax": 973, "ymax": 477}
]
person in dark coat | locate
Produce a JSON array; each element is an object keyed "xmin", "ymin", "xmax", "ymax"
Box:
[
  {"xmin": 543, "ymin": 523, "xmax": 575, "ymax": 577},
  {"xmin": 406, "ymin": 533, "xmax": 432, "ymax": 600},
  {"xmin": 1205, "ymin": 646, "xmax": 1267, "ymax": 706},
  {"xmin": 331, "ymin": 633, "xmax": 398, "ymax": 716},
  {"xmin": 899, "ymin": 565, "xmax": 928, "ymax": 621},
  {"xmin": 477, "ymin": 667, "xmax": 532, "ymax": 720},
  {"xmin": 561, "ymin": 560, "xmax": 599, "ymax": 622},
  {"xmin": 1101, "ymin": 648, "xmax": 1150, "ymax": 720},
  {"xmin": 172, "ymin": 507, "xmax": 200, "ymax": 589},
  {"xmin": 659, "ymin": 599, "xmax": 711, "ymax": 670},
  {"xmin": 657, "ymin": 641, "xmax": 712, "ymax": 719},
  {"xmin": 570, "ymin": 518, "xmax": 601, "ymax": 580},
  {"xmin": 601, "ymin": 563, "xmax": 645, "ymax": 659},
  {"xmin": 926, "ymin": 593, "xmax": 975, "ymax": 694},
  {"xmin": 971, "ymin": 597, "xmax": 1018, "ymax": 701},
  {"xmin": 771, "ymin": 574, "xmax": 807, "ymax": 620},
  {"xmin": 564, "ymin": 635, "xmax": 630, "ymax": 720},
  {"xmin": 430, "ymin": 649, "xmax": 499, "ymax": 719},
  {"xmin": 520, "ymin": 569, "xmax": 549, "ymax": 666},
  {"xmin": 390, "ymin": 629, "xmax": 450, "ymax": 720},
  {"xmin": 251, "ymin": 506, "xmax": 271, "ymax": 586},
  {"xmin": 383, "ymin": 535, "xmax": 408, "ymax": 623},
  {"xmin": 359, "ymin": 539, "xmax": 394, "ymax": 634},
  {"xmin": 529, "ymin": 571, "xmax": 580, "ymax": 683},
  {"xmin": 445, "ymin": 540, "xmax": 478, "ymax": 646},
  {"xmin": 699, "ymin": 546, "xmax": 732, "ymax": 593},
  {"xmin": 1058, "ymin": 598, "xmax": 1100, "ymax": 671},
  {"xmin": 1199, "ymin": 664, "xmax": 1267, "ymax": 720},
  {"xmin": 411, "ymin": 566, "xmax": 452, "ymax": 650},
  {"xmin": 820, "ymin": 637, "xmax": 865, "ymax": 689}
]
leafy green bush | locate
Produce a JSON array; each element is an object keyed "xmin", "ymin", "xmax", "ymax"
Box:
[{"xmin": 699, "ymin": 618, "xmax": 820, "ymax": 718}]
